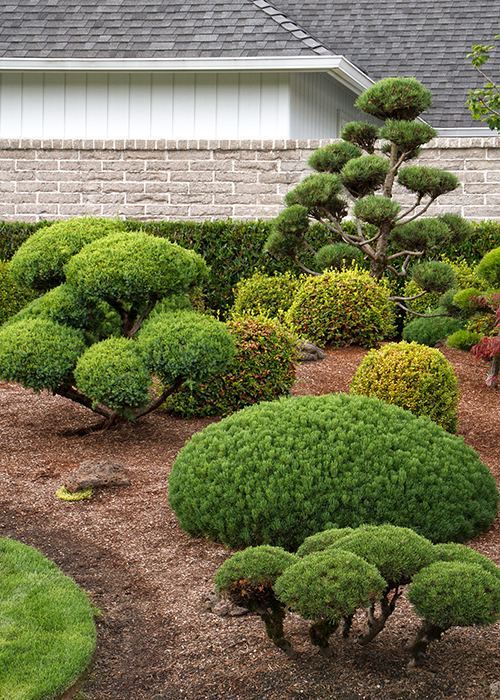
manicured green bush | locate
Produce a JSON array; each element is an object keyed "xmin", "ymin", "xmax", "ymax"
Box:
[
  {"xmin": 274, "ymin": 549, "xmax": 386, "ymax": 654},
  {"xmin": 447, "ymin": 328, "xmax": 483, "ymax": 351},
  {"xmin": 350, "ymin": 341, "xmax": 459, "ymax": 432},
  {"xmin": 168, "ymin": 393, "xmax": 498, "ymax": 550},
  {"xmin": 407, "ymin": 561, "xmax": 500, "ymax": 666},
  {"xmin": 214, "ymin": 545, "xmax": 300, "ymax": 655},
  {"xmin": 355, "ymin": 77, "xmax": 432, "ymax": 121},
  {"xmin": 0, "ymin": 538, "xmax": 96, "ymax": 700},
  {"xmin": 163, "ymin": 315, "xmax": 297, "ymax": 418},
  {"xmin": 313, "ymin": 242, "xmax": 364, "ymax": 271},
  {"xmin": 402, "ymin": 313, "xmax": 465, "ymax": 347},
  {"xmin": 9, "ymin": 218, "xmax": 123, "ymax": 292},
  {"xmin": 408, "ymin": 562, "xmax": 500, "ymax": 631},
  {"xmin": 0, "ymin": 223, "xmax": 235, "ymax": 426},
  {"xmin": 231, "ymin": 271, "xmax": 300, "ymax": 318},
  {"xmin": 0, "ymin": 260, "xmax": 36, "ymax": 325},
  {"xmin": 321, "ymin": 524, "xmax": 437, "ymax": 644},
  {"xmin": 432, "ymin": 543, "xmax": 500, "ymax": 581},
  {"xmin": 285, "ymin": 268, "xmax": 395, "ymax": 348},
  {"xmin": 296, "ymin": 528, "xmax": 355, "ymax": 557}
]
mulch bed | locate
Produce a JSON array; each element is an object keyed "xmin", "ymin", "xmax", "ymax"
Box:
[{"xmin": 0, "ymin": 345, "xmax": 499, "ymax": 700}]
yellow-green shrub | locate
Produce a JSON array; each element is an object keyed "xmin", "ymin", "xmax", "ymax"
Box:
[
  {"xmin": 350, "ymin": 341, "xmax": 459, "ymax": 432},
  {"xmin": 286, "ymin": 268, "xmax": 395, "ymax": 348}
]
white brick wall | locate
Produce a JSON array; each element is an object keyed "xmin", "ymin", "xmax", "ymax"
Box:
[{"xmin": 0, "ymin": 137, "xmax": 499, "ymax": 223}]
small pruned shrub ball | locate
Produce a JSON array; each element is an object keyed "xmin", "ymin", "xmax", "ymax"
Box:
[
  {"xmin": 168, "ymin": 394, "xmax": 498, "ymax": 550},
  {"xmin": 432, "ymin": 543, "xmax": 500, "ymax": 581},
  {"xmin": 214, "ymin": 546, "xmax": 299, "ymax": 610},
  {"xmin": 274, "ymin": 549, "xmax": 386, "ymax": 622},
  {"xmin": 324, "ymin": 524, "xmax": 436, "ymax": 586},
  {"xmin": 296, "ymin": 528, "xmax": 355, "ymax": 557},
  {"xmin": 163, "ymin": 315, "xmax": 297, "ymax": 418},
  {"xmin": 9, "ymin": 217, "xmax": 122, "ymax": 292},
  {"xmin": 407, "ymin": 561, "xmax": 500, "ymax": 629},
  {"xmin": 232, "ymin": 271, "xmax": 300, "ymax": 319},
  {"xmin": 402, "ymin": 314, "xmax": 465, "ymax": 348},
  {"xmin": 286, "ymin": 268, "xmax": 395, "ymax": 348},
  {"xmin": 350, "ymin": 341, "xmax": 459, "ymax": 432}
]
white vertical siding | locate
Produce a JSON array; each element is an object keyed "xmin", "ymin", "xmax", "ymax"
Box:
[
  {"xmin": 0, "ymin": 71, "xmax": 296, "ymax": 140},
  {"xmin": 289, "ymin": 72, "xmax": 377, "ymax": 139}
]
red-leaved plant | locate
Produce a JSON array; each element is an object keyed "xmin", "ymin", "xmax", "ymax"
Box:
[{"xmin": 469, "ymin": 293, "xmax": 500, "ymax": 387}]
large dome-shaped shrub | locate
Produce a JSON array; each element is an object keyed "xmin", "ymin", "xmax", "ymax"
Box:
[
  {"xmin": 350, "ymin": 341, "xmax": 459, "ymax": 432},
  {"xmin": 285, "ymin": 269, "xmax": 395, "ymax": 347},
  {"xmin": 169, "ymin": 394, "xmax": 498, "ymax": 550}
]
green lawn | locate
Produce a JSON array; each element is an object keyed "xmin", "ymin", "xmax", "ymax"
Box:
[{"xmin": 0, "ymin": 537, "xmax": 97, "ymax": 700}]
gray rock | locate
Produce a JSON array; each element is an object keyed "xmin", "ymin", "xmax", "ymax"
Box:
[
  {"xmin": 297, "ymin": 340, "xmax": 326, "ymax": 362},
  {"xmin": 200, "ymin": 590, "xmax": 249, "ymax": 617},
  {"xmin": 65, "ymin": 460, "xmax": 130, "ymax": 493},
  {"xmin": 491, "ymin": 681, "xmax": 500, "ymax": 699}
]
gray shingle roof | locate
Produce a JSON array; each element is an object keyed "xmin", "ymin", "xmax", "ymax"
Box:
[
  {"xmin": 1, "ymin": 0, "xmax": 499, "ymax": 128},
  {"xmin": 0, "ymin": 0, "xmax": 324, "ymax": 58},
  {"xmin": 271, "ymin": 0, "xmax": 500, "ymax": 128}
]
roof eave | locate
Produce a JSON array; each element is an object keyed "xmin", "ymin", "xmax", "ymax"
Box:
[{"xmin": 0, "ymin": 55, "xmax": 374, "ymax": 94}]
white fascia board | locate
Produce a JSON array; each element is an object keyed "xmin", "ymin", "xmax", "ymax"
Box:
[
  {"xmin": 436, "ymin": 127, "xmax": 498, "ymax": 137},
  {"xmin": 0, "ymin": 55, "xmax": 374, "ymax": 95}
]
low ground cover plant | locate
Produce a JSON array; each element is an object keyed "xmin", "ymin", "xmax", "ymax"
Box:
[
  {"xmin": 163, "ymin": 315, "xmax": 297, "ymax": 418},
  {"xmin": 0, "ymin": 537, "xmax": 97, "ymax": 700},
  {"xmin": 0, "ymin": 218, "xmax": 235, "ymax": 428},
  {"xmin": 169, "ymin": 394, "xmax": 498, "ymax": 550},
  {"xmin": 214, "ymin": 526, "xmax": 500, "ymax": 666},
  {"xmin": 350, "ymin": 341, "xmax": 459, "ymax": 432}
]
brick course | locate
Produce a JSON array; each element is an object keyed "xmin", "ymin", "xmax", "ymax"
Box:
[{"xmin": 0, "ymin": 138, "xmax": 499, "ymax": 223}]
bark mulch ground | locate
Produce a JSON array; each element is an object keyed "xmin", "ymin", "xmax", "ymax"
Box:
[{"xmin": 0, "ymin": 345, "xmax": 499, "ymax": 700}]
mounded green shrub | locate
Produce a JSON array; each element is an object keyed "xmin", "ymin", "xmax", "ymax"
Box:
[
  {"xmin": 214, "ymin": 546, "xmax": 299, "ymax": 609},
  {"xmin": 0, "ymin": 318, "xmax": 86, "ymax": 392},
  {"xmin": 169, "ymin": 393, "xmax": 498, "ymax": 550},
  {"xmin": 274, "ymin": 549, "xmax": 386, "ymax": 625},
  {"xmin": 163, "ymin": 315, "xmax": 297, "ymax": 418},
  {"xmin": 323, "ymin": 524, "xmax": 436, "ymax": 586},
  {"xmin": 9, "ymin": 217, "xmax": 123, "ymax": 291},
  {"xmin": 296, "ymin": 528, "xmax": 355, "ymax": 557},
  {"xmin": 447, "ymin": 328, "xmax": 483, "ymax": 351},
  {"xmin": 402, "ymin": 314, "xmax": 465, "ymax": 347},
  {"xmin": 350, "ymin": 341, "xmax": 459, "ymax": 432},
  {"xmin": 354, "ymin": 77, "xmax": 432, "ymax": 122},
  {"xmin": 0, "ymin": 260, "xmax": 36, "ymax": 325},
  {"xmin": 313, "ymin": 243, "xmax": 364, "ymax": 271},
  {"xmin": 285, "ymin": 268, "xmax": 395, "ymax": 348},
  {"xmin": 232, "ymin": 271, "xmax": 300, "ymax": 318},
  {"xmin": 408, "ymin": 561, "xmax": 500, "ymax": 629},
  {"xmin": 432, "ymin": 543, "xmax": 500, "ymax": 581}
]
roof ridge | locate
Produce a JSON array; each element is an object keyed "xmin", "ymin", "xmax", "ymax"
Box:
[{"xmin": 249, "ymin": 0, "xmax": 333, "ymax": 56}]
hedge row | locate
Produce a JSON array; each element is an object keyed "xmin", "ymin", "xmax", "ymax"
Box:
[{"xmin": 2, "ymin": 217, "xmax": 499, "ymax": 315}]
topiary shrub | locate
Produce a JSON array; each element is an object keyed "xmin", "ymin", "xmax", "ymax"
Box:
[
  {"xmin": 163, "ymin": 315, "xmax": 297, "ymax": 418},
  {"xmin": 322, "ymin": 524, "xmax": 436, "ymax": 644},
  {"xmin": 9, "ymin": 217, "xmax": 123, "ymax": 292},
  {"xmin": 0, "ymin": 260, "xmax": 37, "ymax": 325},
  {"xmin": 214, "ymin": 545, "xmax": 299, "ymax": 656},
  {"xmin": 274, "ymin": 549, "xmax": 386, "ymax": 656},
  {"xmin": 432, "ymin": 542, "xmax": 500, "ymax": 580},
  {"xmin": 285, "ymin": 268, "xmax": 395, "ymax": 348},
  {"xmin": 447, "ymin": 328, "xmax": 483, "ymax": 351},
  {"xmin": 402, "ymin": 313, "xmax": 465, "ymax": 347},
  {"xmin": 350, "ymin": 341, "xmax": 459, "ymax": 432},
  {"xmin": 296, "ymin": 528, "xmax": 355, "ymax": 557},
  {"xmin": 231, "ymin": 271, "xmax": 300, "ymax": 319},
  {"xmin": 169, "ymin": 393, "xmax": 498, "ymax": 550},
  {"xmin": 407, "ymin": 561, "xmax": 500, "ymax": 666},
  {"xmin": 1, "ymin": 222, "xmax": 235, "ymax": 428}
]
